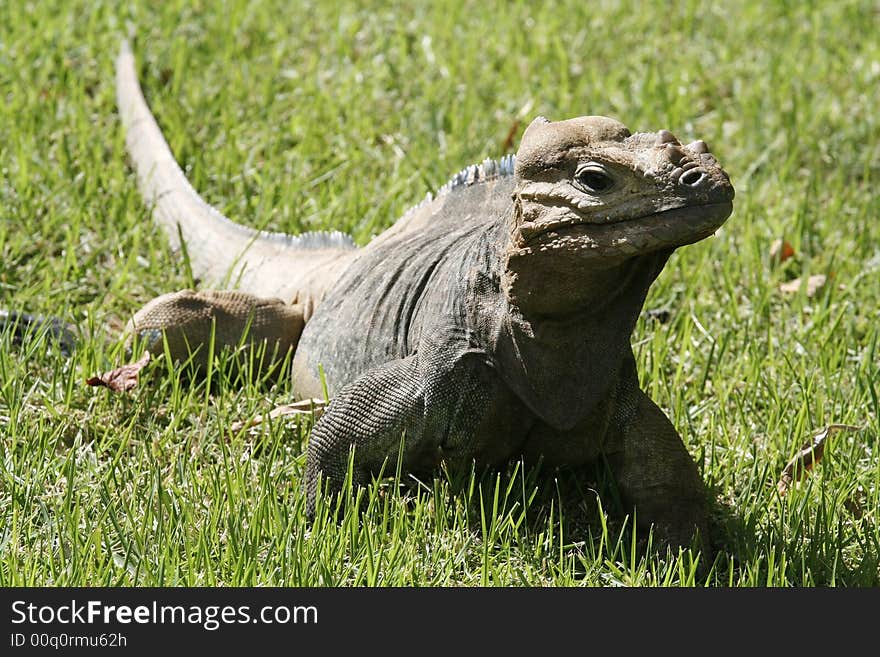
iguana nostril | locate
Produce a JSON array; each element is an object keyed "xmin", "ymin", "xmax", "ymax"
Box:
[{"xmin": 679, "ymin": 169, "xmax": 705, "ymax": 186}]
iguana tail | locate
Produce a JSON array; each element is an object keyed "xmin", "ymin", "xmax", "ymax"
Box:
[{"xmin": 116, "ymin": 40, "xmax": 356, "ymax": 305}]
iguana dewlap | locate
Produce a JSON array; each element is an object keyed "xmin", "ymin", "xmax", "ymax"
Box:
[{"xmin": 118, "ymin": 41, "xmax": 734, "ymax": 548}]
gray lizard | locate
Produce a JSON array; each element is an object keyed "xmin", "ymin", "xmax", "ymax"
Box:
[{"xmin": 114, "ymin": 40, "xmax": 735, "ymax": 549}]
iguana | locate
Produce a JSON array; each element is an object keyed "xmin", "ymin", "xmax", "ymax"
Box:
[{"xmin": 116, "ymin": 41, "xmax": 735, "ymax": 548}]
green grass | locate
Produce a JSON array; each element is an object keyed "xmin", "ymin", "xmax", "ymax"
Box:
[{"xmin": 1, "ymin": 0, "xmax": 878, "ymax": 586}]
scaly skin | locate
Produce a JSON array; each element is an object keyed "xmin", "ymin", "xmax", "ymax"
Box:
[
  {"xmin": 114, "ymin": 43, "xmax": 734, "ymax": 550},
  {"xmin": 296, "ymin": 117, "xmax": 732, "ymax": 549}
]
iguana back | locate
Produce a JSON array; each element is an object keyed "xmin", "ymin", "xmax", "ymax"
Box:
[{"xmin": 293, "ymin": 159, "xmax": 517, "ymax": 397}]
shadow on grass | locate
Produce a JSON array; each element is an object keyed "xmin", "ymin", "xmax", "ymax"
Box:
[{"xmin": 377, "ymin": 457, "xmax": 879, "ymax": 586}]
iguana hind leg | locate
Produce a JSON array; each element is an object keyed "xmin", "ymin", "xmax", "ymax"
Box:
[{"xmin": 130, "ymin": 289, "xmax": 304, "ymax": 374}]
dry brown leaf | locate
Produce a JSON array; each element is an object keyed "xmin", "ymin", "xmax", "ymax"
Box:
[
  {"xmin": 769, "ymin": 238, "xmax": 795, "ymax": 263},
  {"xmin": 501, "ymin": 119, "xmax": 521, "ymax": 152},
  {"xmin": 777, "ymin": 423, "xmax": 862, "ymax": 495},
  {"xmin": 229, "ymin": 398, "xmax": 327, "ymax": 433},
  {"xmin": 86, "ymin": 352, "xmax": 151, "ymax": 392},
  {"xmin": 779, "ymin": 274, "xmax": 827, "ymax": 297}
]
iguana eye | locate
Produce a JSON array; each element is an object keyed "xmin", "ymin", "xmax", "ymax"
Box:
[{"xmin": 575, "ymin": 165, "xmax": 614, "ymax": 194}]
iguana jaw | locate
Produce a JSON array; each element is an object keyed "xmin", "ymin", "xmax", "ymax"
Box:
[
  {"xmin": 512, "ymin": 199, "xmax": 734, "ymax": 256},
  {"xmin": 501, "ymin": 200, "xmax": 733, "ymax": 316}
]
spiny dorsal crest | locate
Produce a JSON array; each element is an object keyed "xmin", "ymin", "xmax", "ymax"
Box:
[
  {"xmin": 399, "ymin": 154, "xmax": 517, "ymax": 222},
  {"xmin": 254, "ymin": 227, "xmax": 357, "ymax": 250}
]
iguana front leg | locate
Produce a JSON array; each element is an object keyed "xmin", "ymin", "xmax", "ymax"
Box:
[
  {"xmin": 605, "ymin": 386, "xmax": 710, "ymax": 552},
  {"xmin": 130, "ymin": 289, "xmax": 304, "ymax": 373},
  {"xmin": 305, "ymin": 341, "xmax": 491, "ymax": 516}
]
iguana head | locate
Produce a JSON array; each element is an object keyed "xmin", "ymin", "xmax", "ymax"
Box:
[{"xmin": 503, "ymin": 115, "xmax": 734, "ymax": 314}]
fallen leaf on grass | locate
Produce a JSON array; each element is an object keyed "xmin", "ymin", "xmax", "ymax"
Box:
[
  {"xmin": 501, "ymin": 119, "xmax": 521, "ymax": 153},
  {"xmin": 769, "ymin": 238, "xmax": 795, "ymax": 263},
  {"xmin": 777, "ymin": 423, "xmax": 862, "ymax": 495},
  {"xmin": 229, "ymin": 398, "xmax": 327, "ymax": 433},
  {"xmin": 86, "ymin": 352, "xmax": 151, "ymax": 392},
  {"xmin": 779, "ymin": 274, "xmax": 827, "ymax": 297}
]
